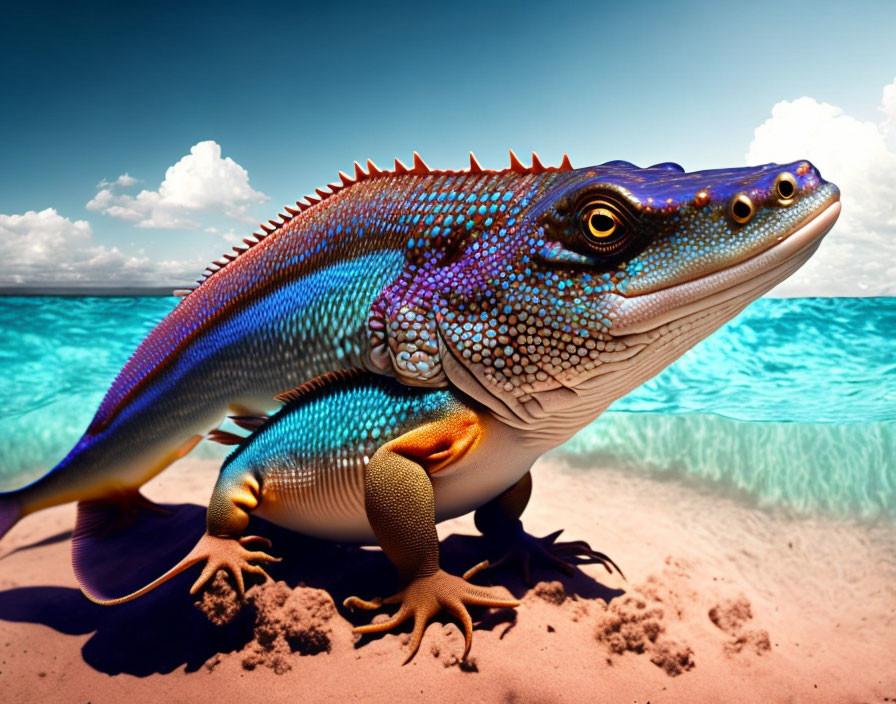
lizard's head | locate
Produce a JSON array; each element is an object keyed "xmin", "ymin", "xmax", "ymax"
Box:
[{"xmin": 369, "ymin": 158, "xmax": 839, "ymax": 440}]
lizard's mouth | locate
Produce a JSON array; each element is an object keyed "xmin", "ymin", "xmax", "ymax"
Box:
[{"xmin": 609, "ymin": 191, "xmax": 841, "ymax": 338}]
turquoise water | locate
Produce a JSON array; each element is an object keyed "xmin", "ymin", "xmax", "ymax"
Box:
[{"xmin": 0, "ymin": 296, "xmax": 893, "ymax": 516}]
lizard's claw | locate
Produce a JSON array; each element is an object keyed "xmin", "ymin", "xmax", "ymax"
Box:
[
  {"xmin": 344, "ymin": 569, "xmax": 518, "ymax": 664},
  {"xmin": 77, "ymin": 532, "xmax": 281, "ymax": 606},
  {"xmin": 188, "ymin": 533, "xmax": 281, "ymax": 598},
  {"xmin": 472, "ymin": 528, "xmax": 624, "ymax": 586}
]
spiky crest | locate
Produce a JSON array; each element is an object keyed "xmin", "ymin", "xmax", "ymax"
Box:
[
  {"xmin": 229, "ymin": 414, "xmax": 269, "ymax": 432},
  {"xmin": 207, "ymin": 428, "xmax": 244, "ymax": 445},
  {"xmin": 468, "ymin": 152, "xmax": 483, "ymax": 173},
  {"xmin": 180, "ymin": 151, "xmax": 575, "ymax": 299},
  {"xmin": 508, "ymin": 149, "xmax": 527, "ymax": 174},
  {"xmin": 412, "ymin": 152, "xmax": 430, "ymax": 174},
  {"xmin": 274, "ymin": 369, "xmax": 370, "ymax": 404}
]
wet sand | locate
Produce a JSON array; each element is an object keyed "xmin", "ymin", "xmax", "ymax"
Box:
[{"xmin": 1, "ymin": 455, "xmax": 894, "ymax": 703}]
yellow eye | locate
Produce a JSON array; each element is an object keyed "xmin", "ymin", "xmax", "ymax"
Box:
[{"xmin": 584, "ymin": 207, "xmax": 619, "ymax": 239}]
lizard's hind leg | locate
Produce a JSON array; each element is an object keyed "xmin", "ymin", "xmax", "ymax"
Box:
[{"xmin": 469, "ymin": 471, "xmax": 624, "ymax": 586}]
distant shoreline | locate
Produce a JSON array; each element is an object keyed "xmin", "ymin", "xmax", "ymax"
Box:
[{"xmin": 0, "ymin": 286, "xmax": 178, "ymax": 297}]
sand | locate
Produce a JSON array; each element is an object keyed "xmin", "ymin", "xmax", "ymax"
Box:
[{"xmin": 1, "ymin": 455, "xmax": 894, "ymax": 704}]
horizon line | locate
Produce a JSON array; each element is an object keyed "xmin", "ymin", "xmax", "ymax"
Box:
[{"xmin": 0, "ymin": 285, "xmax": 890, "ymax": 300}]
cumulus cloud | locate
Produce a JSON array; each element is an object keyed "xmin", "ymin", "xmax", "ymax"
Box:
[
  {"xmin": 0, "ymin": 208, "xmax": 198, "ymax": 286},
  {"xmin": 881, "ymin": 77, "xmax": 896, "ymax": 131},
  {"xmin": 87, "ymin": 140, "xmax": 268, "ymax": 230},
  {"xmin": 746, "ymin": 78, "xmax": 896, "ymax": 296}
]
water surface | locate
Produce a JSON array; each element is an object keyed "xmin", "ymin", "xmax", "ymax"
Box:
[{"xmin": 0, "ymin": 296, "xmax": 893, "ymax": 516}]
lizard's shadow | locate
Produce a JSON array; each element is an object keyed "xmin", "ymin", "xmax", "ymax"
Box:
[{"xmin": 0, "ymin": 502, "xmax": 624, "ymax": 676}]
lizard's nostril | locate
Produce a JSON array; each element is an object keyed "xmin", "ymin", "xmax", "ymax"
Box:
[{"xmin": 730, "ymin": 194, "xmax": 754, "ymax": 224}]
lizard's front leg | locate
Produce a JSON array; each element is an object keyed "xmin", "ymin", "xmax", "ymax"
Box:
[
  {"xmin": 468, "ymin": 471, "xmax": 624, "ymax": 586},
  {"xmin": 78, "ymin": 463, "xmax": 279, "ymax": 604},
  {"xmin": 344, "ymin": 413, "xmax": 519, "ymax": 664},
  {"xmin": 185, "ymin": 464, "xmax": 281, "ymax": 597}
]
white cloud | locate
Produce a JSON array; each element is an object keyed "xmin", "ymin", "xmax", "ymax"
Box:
[
  {"xmin": 205, "ymin": 226, "xmax": 242, "ymax": 244},
  {"xmin": 881, "ymin": 78, "xmax": 896, "ymax": 133},
  {"xmin": 87, "ymin": 140, "xmax": 268, "ymax": 230},
  {"xmin": 3, "ymin": 141, "xmax": 263, "ymax": 287},
  {"xmin": 746, "ymin": 79, "xmax": 896, "ymax": 296},
  {"xmin": 97, "ymin": 173, "xmax": 139, "ymax": 189},
  {"xmin": 0, "ymin": 208, "xmax": 198, "ymax": 286}
]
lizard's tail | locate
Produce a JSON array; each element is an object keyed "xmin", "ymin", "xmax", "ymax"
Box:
[
  {"xmin": 77, "ymin": 547, "xmax": 206, "ymax": 605},
  {"xmin": 0, "ymin": 490, "xmax": 23, "ymax": 541},
  {"xmin": 72, "ymin": 500, "xmax": 205, "ymax": 605}
]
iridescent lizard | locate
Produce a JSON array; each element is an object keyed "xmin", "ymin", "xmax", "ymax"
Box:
[{"xmin": 0, "ymin": 153, "xmax": 840, "ymax": 659}]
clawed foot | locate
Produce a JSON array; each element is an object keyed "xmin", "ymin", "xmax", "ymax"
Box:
[
  {"xmin": 468, "ymin": 527, "xmax": 625, "ymax": 586},
  {"xmin": 344, "ymin": 569, "xmax": 519, "ymax": 663},
  {"xmin": 186, "ymin": 533, "xmax": 281, "ymax": 597}
]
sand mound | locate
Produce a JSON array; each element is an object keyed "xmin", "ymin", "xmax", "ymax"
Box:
[
  {"xmin": 533, "ymin": 580, "xmax": 567, "ymax": 605},
  {"xmin": 194, "ymin": 571, "xmax": 243, "ymax": 626},
  {"xmin": 595, "ymin": 594, "xmax": 665, "ymax": 655},
  {"xmin": 708, "ymin": 595, "xmax": 771, "ymax": 656},
  {"xmin": 708, "ymin": 595, "xmax": 752, "ymax": 633},
  {"xmin": 196, "ymin": 573, "xmax": 338, "ymax": 675},
  {"xmin": 649, "ymin": 640, "xmax": 695, "ymax": 676},
  {"xmin": 593, "ymin": 567, "xmax": 696, "ymax": 677},
  {"xmin": 242, "ymin": 580, "xmax": 336, "ymax": 673},
  {"xmin": 724, "ymin": 629, "xmax": 772, "ymax": 656},
  {"xmin": 428, "ymin": 623, "xmax": 479, "ymax": 671}
]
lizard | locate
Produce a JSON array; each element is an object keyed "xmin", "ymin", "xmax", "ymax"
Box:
[
  {"xmin": 0, "ymin": 152, "xmax": 840, "ymax": 615},
  {"xmin": 49, "ymin": 152, "xmax": 842, "ymax": 660}
]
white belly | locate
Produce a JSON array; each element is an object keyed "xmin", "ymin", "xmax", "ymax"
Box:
[{"xmin": 253, "ymin": 415, "xmax": 537, "ymax": 544}]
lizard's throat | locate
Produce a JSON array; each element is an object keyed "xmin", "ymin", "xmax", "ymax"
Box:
[{"xmin": 437, "ymin": 298, "xmax": 743, "ymax": 450}]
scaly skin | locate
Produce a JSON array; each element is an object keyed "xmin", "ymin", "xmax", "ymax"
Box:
[
  {"xmin": 75, "ymin": 146, "xmax": 839, "ymax": 658},
  {"xmin": 3, "ymin": 154, "xmax": 840, "ymax": 658},
  {"xmin": 79, "ymin": 371, "xmax": 524, "ymax": 662}
]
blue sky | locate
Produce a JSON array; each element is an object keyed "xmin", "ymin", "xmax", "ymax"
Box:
[{"xmin": 1, "ymin": 0, "xmax": 894, "ymax": 294}]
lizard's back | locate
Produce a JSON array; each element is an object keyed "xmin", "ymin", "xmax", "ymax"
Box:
[{"xmin": 224, "ymin": 371, "xmax": 533, "ymax": 542}]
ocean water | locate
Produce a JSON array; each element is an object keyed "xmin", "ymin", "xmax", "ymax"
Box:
[{"xmin": 0, "ymin": 296, "xmax": 893, "ymax": 517}]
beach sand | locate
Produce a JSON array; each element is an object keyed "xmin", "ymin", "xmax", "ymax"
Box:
[{"xmin": 0, "ymin": 455, "xmax": 893, "ymax": 703}]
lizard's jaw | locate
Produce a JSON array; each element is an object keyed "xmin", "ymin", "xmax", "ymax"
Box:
[
  {"xmin": 609, "ymin": 194, "xmax": 840, "ymax": 338},
  {"xmin": 564, "ymin": 193, "xmax": 840, "ymax": 399}
]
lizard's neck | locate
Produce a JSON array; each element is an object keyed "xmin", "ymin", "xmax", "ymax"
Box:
[
  {"xmin": 437, "ymin": 290, "xmax": 757, "ymax": 452},
  {"xmin": 437, "ymin": 338, "xmax": 610, "ymax": 451}
]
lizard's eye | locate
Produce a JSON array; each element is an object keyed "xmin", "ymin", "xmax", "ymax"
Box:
[
  {"xmin": 585, "ymin": 208, "xmax": 618, "ymax": 239},
  {"xmin": 538, "ymin": 192, "xmax": 646, "ymax": 268},
  {"xmin": 579, "ymin": 202, "xmax": 628, "ymax": 255}
]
